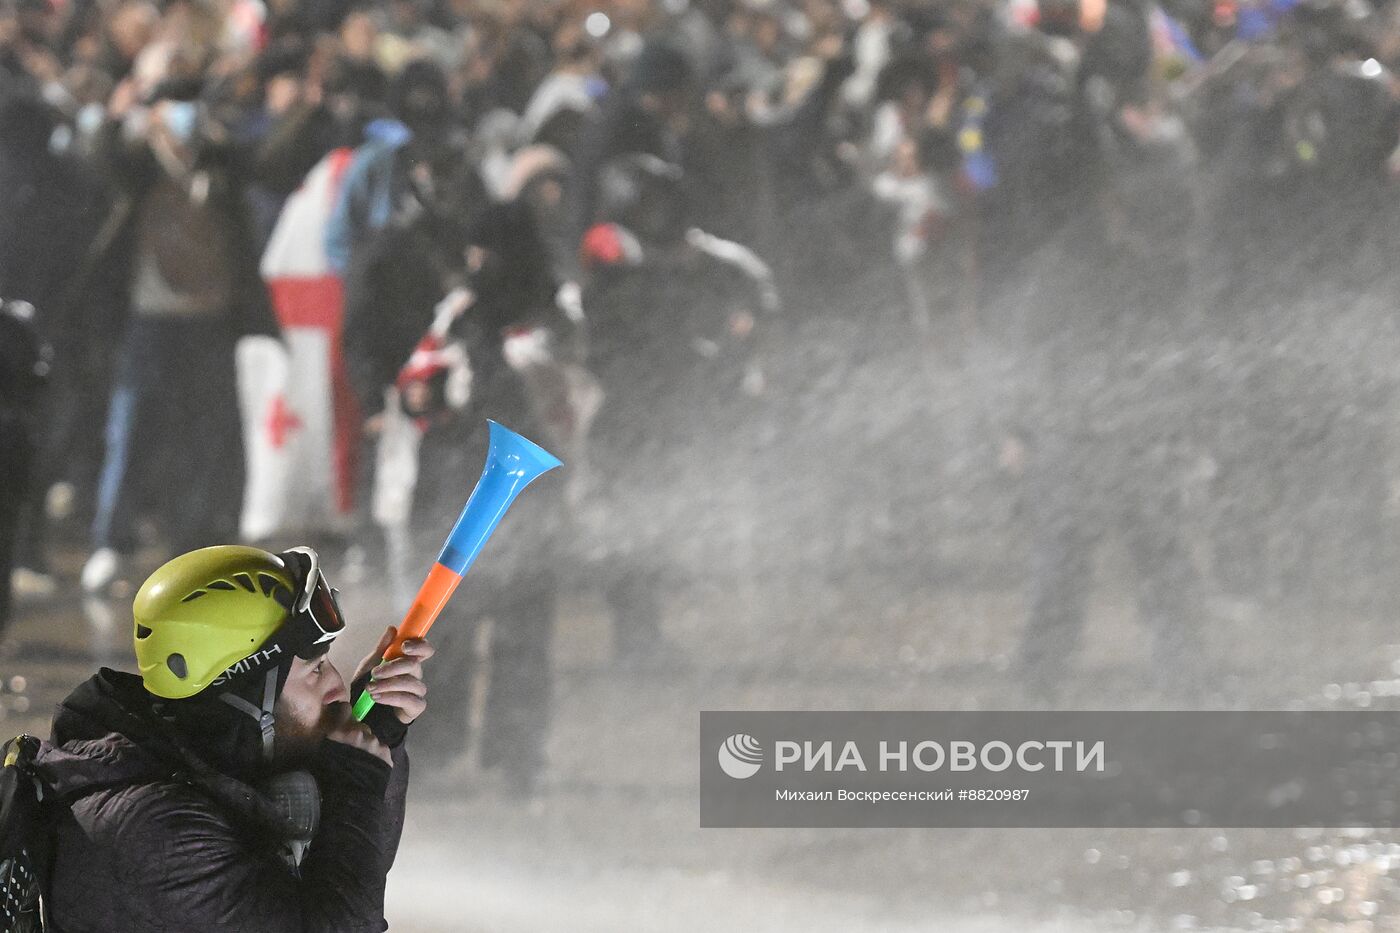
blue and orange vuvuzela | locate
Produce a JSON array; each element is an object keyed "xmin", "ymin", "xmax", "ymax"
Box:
[{"xmin": 351, "ymin": 420, "xmax": 562, "ymax": 721}]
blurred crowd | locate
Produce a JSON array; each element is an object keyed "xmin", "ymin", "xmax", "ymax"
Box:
[{"xmin": 3, "ymin": 0, "xmax": 1400, "ymax": 784}]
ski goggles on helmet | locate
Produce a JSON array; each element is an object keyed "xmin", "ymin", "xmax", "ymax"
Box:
[{"xmin": 278, "ymin": 546, "xmax": 346, "ymax": 657}]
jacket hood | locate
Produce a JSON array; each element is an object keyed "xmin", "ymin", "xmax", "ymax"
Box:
[
  {"xmin": 34, "ymin": 669, "xmax": 300, "ymax": 839},
  {"xmin": 37, "ymin": 668, "xmax": 182, "ymax": 800}
]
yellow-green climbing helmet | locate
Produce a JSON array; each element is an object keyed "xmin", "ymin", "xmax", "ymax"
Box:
[{"xmin": 133, "ymin": 546, "xmax": 298, "ymax": 699}]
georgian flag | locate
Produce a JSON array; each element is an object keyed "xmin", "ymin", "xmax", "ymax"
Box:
[{"xmin": 237, "ymin": 148, "xmax": 359, "ymax": 540}]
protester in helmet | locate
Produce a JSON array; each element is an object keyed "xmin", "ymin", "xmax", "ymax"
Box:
[{"xmin": 38, "ymin": 544, "xmax": 433, "ymax": 932}]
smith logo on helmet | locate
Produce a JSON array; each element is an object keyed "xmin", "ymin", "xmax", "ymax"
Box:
[{"xmin": 210, "ymin": 643, "xmax": 284, "ymax": 688}]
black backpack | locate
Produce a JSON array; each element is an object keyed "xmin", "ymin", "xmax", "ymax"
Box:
[{"xmin": 0, "ymin": 735, "xmax": 52, "ymax": 933}]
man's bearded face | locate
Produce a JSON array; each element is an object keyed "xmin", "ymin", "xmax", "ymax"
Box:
[{"xmin": 272, "ymin": 653, "xmax": 350, "ymax": 767}]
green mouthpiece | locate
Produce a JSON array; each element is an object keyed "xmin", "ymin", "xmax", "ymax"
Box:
[{"xmin": 351, "ymin": 690, "xmax": 375, "ymax": 721}]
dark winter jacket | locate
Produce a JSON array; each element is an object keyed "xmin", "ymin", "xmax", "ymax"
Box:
[
  {"xmin": 0, "ymin": 94, "xmax": 97, "ymax": 342},
  {"xmin": 342, "ymin": 198, "xmax": 564, "ymax": 418},
  {"xmin": 342, "ymin": 221, "xmax": 450, "ymax": 418},
  {"xmin": 87, "ymin": 107, "xmax": 281, "ymax": 341},
  {"xmin": 0, "ymin": 303, "xmax": 49, "ymax": 418},
  {"xmin": 347, "ymin": 197, "xmax": 572, "ymax": 588},
  {"xmin": 34, "ymin": 669, "xmax": 409, "ymax": 932},
  {"xmin": 568, "ymin": 92, "xmax": 685, "ymax": 257}
]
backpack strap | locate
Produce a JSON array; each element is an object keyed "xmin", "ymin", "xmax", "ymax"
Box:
[{"xmin": 0, "ymin": 734, "xmax": 52, "ymax": 932}]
